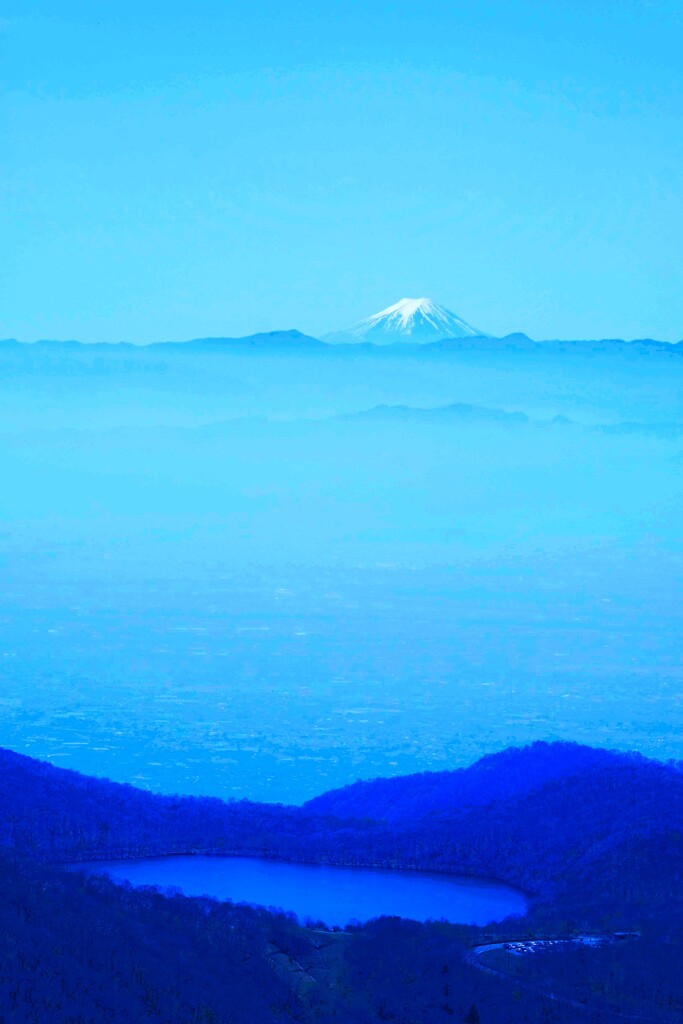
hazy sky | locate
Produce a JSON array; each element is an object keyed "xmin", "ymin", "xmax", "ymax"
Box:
[{"xmin": 3, "ymin": 1, "xmax": 683, "ymax": 343}]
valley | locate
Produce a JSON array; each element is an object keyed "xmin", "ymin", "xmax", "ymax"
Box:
[{"xmin": 2, "ymin": 740, "xmax": 683, "ymax": 1021}]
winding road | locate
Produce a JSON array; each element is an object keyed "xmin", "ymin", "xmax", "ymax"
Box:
[{"xmin": 466, "ymin": 935, "xmax": 655, "ymax": 1022}]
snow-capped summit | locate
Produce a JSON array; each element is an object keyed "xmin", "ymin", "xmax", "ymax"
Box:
[{"xmin": 325, "ymin": 297, "xmax": 485, "ymax": 345}]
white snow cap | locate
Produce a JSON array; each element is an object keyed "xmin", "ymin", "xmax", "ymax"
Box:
[{"xmin": 327, "ymin": 297, "xmax": 484, "ymax": 344}]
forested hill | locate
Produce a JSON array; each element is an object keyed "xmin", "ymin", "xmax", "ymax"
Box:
[
  {"xmin": 5, "ymin": 740, "xmax": 683, "ymax": 1022},
  {"xmin": 0, "ymin": 852, "xmax": 302, "ymax": 1024},
  {"xmin": 2, "ymin": 740, "xmax": 683, "ymax": 926},
  {"xmin": 0, "ymin": 741, "xmax": 649, "ymax": 863},
  {"xmin": 303, "ymin": 742, "xmax": 631, "ymax": 822},
  {"xmin": 0, "ymin": 745, "xmax": 319, "ymax": 862},
  {"xmin": 1, "ymin": 852, "xmax": 616, "ymax": 1024}
]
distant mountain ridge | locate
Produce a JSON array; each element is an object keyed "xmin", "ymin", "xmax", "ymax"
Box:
[
  {"xmin": 347, "ymin": 402, "xmax": 531, "ymax": 425},
  {"xmin": 2, "ymin": 331, "xmax": 681, "ymax": 354},
  {"xmin": 340, "ymin": 402, "xmax": 683, "ymax": 437},
  {"xmin": 162, "ymin": 329, "xmax": 324, "ymax": 350}
]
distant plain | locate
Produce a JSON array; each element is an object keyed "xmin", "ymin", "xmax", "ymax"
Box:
[{"xmin": 1, "ymin": 334, "xmax": 681, "ymax": 801}]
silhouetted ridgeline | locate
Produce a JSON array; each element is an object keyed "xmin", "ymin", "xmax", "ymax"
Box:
[
  {"xmin": 2, "ymin": 742, "xmax": 683, "ymax": 922},
  {"xmin": 303, "ymin": 742, "xmax": 623, "ymax": 821},
  {"xmin": 2, "ymin": 333, "xmax": 682, "ymax": 353},
  {"xmin": 4, "ymin": 742, "xmax": 683, "ymax": 1022}
]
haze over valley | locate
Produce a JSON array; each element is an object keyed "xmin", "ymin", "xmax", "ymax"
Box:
[
  {"xmin": 6, "ymin": 4, "xmax": 683, "ymax": 1017},
  {"xmin": 2, "ymin": 303, "xmax": 682, "ymax": 801}
]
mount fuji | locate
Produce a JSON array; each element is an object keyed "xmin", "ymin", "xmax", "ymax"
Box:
[{"xmin": 324, "ymin": 297, "xmax": 486, "ymax": 345}]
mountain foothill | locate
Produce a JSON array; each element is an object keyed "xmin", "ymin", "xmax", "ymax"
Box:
[{"xmin": 2, "ymin": 740, "xmax": 683, "ymax": 1022}]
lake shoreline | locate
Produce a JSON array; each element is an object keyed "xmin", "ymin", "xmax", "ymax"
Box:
[
  {"xmin": 64, "ymin": 848, "xmax": 533, "ymax": 902},
  {"xmin": 68, "ymin": 853, "xmax": 529, "ymax": 928}
]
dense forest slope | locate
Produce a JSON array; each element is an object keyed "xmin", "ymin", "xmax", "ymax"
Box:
[
  {"xmin": 304, "ymin": 742, "xmax": 625, "ymax": 821},
  {"xmin": 3, "ymin": 742, "xmax": 683, "ymax": 1022},
  {"xmin": 0, "ymin": 852, "xmax": 301, "ymax": 1024},
  {"xmin": 2, "ymin": 741, "xmax": 683, "ymax": 923},
  {"xmin": 0, "ymin": 852, "xmax": 610, "ymax": 1024}
]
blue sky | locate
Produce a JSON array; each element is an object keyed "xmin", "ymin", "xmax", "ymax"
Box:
[{"xmin": 3, "ymin": 1, "xmax": 683, "ymax": 342}]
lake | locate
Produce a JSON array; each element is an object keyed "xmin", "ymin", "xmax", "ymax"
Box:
[{"xmin": 72, "ymin": 855, "xmax": 528, "ymax": 926}]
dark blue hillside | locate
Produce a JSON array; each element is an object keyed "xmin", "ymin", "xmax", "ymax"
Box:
[
  {"xmin": 0, "ymin": 853, "xmax": 300, "ymax": 1024},
  {"xmin": 304, "ymin": 741, "xmax": 632, "ymax": 822},
  {"xmin": 4, "ymin": 740, "xmax": 683, "ymax": 918},
  {"xmin": 0, "ymin": 741, "xmax": 629, "ymax": 858},
  {"xmin": 0, "ymin": 746, "xmax": 320, "ymax": 862}
]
